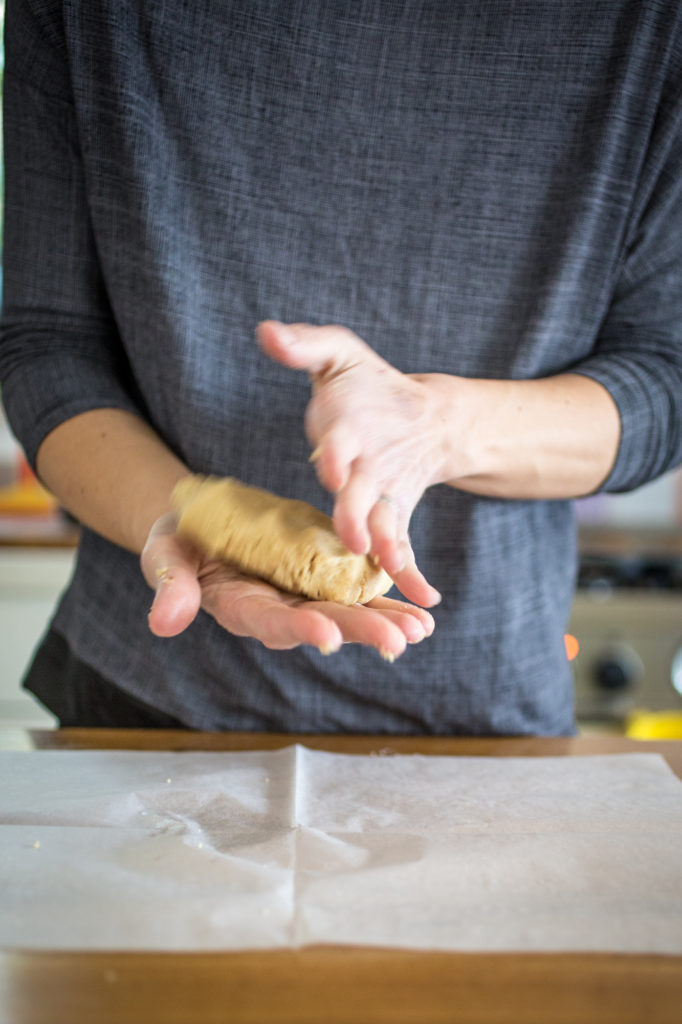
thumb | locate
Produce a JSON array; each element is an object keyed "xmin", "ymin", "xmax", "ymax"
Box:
[
  {"xmin": 141, "ymin": 514, "xmax": 203, "ymax": 638},
  {"xmin": 256, "ymin": 320, "xmax": 372, "ymax": 380}
]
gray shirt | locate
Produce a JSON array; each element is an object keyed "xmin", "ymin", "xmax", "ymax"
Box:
[{"xmin": 3, "ymin": 0, "xmax": 682, "ymax": 735}]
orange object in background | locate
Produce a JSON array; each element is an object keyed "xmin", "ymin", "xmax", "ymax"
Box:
[
  {"xmin": 564, "ymin": 633, "xmax": 580, "ymax": 662},
  {"xmin": 0, "ymin": 451, "xmax": 58, "ymax": 515}
]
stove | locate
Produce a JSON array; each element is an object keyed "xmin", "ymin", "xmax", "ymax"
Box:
[{"xmin": 569, "ymin": 529, "xmax": 682, "ymax": 724}]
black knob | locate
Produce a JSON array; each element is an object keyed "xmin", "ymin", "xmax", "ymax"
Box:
[{"xmin": 591, "ymin": 645, "xmax": 643, "ymax": 691}]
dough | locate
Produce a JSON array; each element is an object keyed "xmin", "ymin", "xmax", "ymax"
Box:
[{"xmin": 171, "ymin": 475, "xmax": 393, "ymax": 605}]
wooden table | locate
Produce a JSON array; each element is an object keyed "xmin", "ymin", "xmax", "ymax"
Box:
[{"xmin": 2, "ymin": 728, "xmax": 681, "ymax": 1024}]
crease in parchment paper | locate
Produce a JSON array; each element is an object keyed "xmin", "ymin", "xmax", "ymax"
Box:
[{"xmin": 1, "ymin": 748, "xmax": 681, "ymax": 953}]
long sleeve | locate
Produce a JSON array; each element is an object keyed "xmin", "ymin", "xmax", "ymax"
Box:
[
  {"xmin": 570, "ymin": 36, "xmax": 682, "ymax": 492},
  {"xmin": 0, "ymin": 0, "xmax": 145, "ymax": 468}
]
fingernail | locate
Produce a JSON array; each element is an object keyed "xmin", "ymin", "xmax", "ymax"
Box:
[
  {"xmin": 379, "ymin": 648, "xmax": 396, "ymax": 663},
  {"xmin": 318, "ymin": 641, "xmax": 341, "ymax": 655},
  {"xmin": 407, "ymin": 630, "xmax": 427, "ymax": 644},
  {"xmin": 309, "ymin": 445, "xmax": 322, "ymax": 462}
]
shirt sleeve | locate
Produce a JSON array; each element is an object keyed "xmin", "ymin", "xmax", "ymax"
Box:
[
  {"xmin": 570, "ymin": 45, "xmax": 682, "ymax": 493},
  {"xmin": 0, "ymin": 0, "xmax": 145, "ymax": 469}
]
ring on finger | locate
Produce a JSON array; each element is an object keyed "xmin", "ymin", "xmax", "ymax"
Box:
[{"xmin": 378, "ymin": 493, "xmax": 400, "ymax": 516}]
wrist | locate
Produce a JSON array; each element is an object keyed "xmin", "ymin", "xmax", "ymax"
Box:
[
  {"xmin": 412, "ymin": 372, "xmax": 621, "ymax": 500},
  {"xmin": 412, "ymin": 373, "xmax": 483, "ymax": 486}
]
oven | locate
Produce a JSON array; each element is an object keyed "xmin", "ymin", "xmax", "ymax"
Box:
[{"xmin": 569, "ymin": 528, "xmax": 682, "ymax": 726}]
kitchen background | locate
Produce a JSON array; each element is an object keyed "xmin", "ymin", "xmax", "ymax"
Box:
[{"xmin": 0, "ymin": 3, "xmax": 681, "ymax": 734}]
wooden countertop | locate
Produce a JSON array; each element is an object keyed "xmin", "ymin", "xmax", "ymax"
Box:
[{"xmin": 2, "ymin": 729, "xmax": 681, "ymax": 1024}]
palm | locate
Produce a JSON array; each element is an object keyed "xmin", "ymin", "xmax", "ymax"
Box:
[{"xmin": 144, "ymin": 523, "xmax": 434, "ymax": 657}]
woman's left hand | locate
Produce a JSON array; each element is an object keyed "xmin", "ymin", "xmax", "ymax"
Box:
[{"xmin": 257, "ymin": 320, "xmax": 448, "ymax": 608}]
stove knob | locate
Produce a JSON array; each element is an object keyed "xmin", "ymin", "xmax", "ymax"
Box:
[{"xmin": 591, "ymin": 644, "xmax": 644, "ymax": 691}]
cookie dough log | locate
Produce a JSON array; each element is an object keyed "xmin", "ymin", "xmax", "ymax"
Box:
[{"xmin": 171, "ymin": 475, "xmax": 393, "ymax": 605}]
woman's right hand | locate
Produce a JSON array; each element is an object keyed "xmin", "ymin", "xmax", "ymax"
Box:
[{"xmin": 141, "ymin": 513, "xmax": 435, "ymax": 660}]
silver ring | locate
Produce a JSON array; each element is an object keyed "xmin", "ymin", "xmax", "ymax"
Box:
[{"xmin": 378, "ymin": 493, "xmax": 400, "ymax": 514}]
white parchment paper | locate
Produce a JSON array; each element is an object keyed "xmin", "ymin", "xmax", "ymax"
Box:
[{"xmin": 1, "ymin": 748, "xmax": 681, "ymax": 952}]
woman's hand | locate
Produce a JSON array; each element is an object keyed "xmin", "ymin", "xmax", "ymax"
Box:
[
  {"xmin": 257, "ymin": 321, "xmax": 448, "ymax": 607},
  {"xmin": 142, "ymin": 513, "xmax": 435, "ymax": 659}
]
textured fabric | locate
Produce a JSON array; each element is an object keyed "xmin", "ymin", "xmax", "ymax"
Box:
[
  {"xmin": 25, "ymin": 629, "xmax": 188, "ymax": 729},
  {"xmin": 3, "ymin": 1, "xmax": 682, "ymax": 735}
]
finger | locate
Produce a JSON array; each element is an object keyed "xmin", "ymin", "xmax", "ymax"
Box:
[
  {"xmin": 207, "ymin": 583, "xmax": 344, "ymax": 653},
  {"xmin": 367, "ymin": 495, "xmax": 405, "ymax": 575},
  {"xmin": 307, "ymin": 602, "xmax": 408, "ymax": 660},
  {"xmin": 366, "ymin": 607, "xmax": 428, "ymax": 645},
  {"xmin": 310, "ymin": 421, "xmax": 362, "ymax": 494},
  {"xmin": 332, "ymin": 467, "xmax": 377, "ymax": 554},
  {"xmin": 389, "ymin": 556, "xmax": 442, "ymax": 609},
  {"xmin": 366, "ymin": 595, "xmax": 436, "ymax": 639},
  {"xmin": 364, "ymin": 498, "xmax": 441, "ymax": 608},
  {"xmin": 256, "ymin": 320, "xmax": 369, "ymax": 379},
  {"xmin": 141, "ymin": 526, "xmax": 203, "ymax": 638}
]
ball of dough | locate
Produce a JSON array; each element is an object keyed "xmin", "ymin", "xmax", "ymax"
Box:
[{"xmin": 171, "ymin": 475, "xmax": 393, "ymax": 605}]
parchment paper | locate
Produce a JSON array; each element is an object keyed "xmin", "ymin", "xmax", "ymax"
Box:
[{"xmin": 1, "ymin": 748, "xmax": 681, "ymax": 952}]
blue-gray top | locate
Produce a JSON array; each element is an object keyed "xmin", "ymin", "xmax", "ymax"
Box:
[{"xmin": 2, "ymin": 1, "xmax": 682, "ymax": 734}]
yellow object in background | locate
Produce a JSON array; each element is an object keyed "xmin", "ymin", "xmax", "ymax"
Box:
[
  {"xmin": 626, "ymin": 710, "xmax": 682, "ymax": 740},
  {"xmin": 0, "ymin": 452, "xmax": 57, "ymax": 515}
]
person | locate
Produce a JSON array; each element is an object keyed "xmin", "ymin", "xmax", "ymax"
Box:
[{"xmin": 2, "ymin": 0, "xmax": 681, "ymax": 735}]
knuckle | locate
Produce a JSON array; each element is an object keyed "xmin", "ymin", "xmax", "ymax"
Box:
[{"xmin": 327, "ymin": 324, "xmax": 357, "ymax": 343}]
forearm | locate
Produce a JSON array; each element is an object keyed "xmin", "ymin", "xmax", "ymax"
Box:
[
  {"xmin": 421, "ymin": 371, "xmax": 621, "ymax": 500},
  {"xmin": 36, "ymin": 409, "xmax": 189, "ymax": 553}
]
